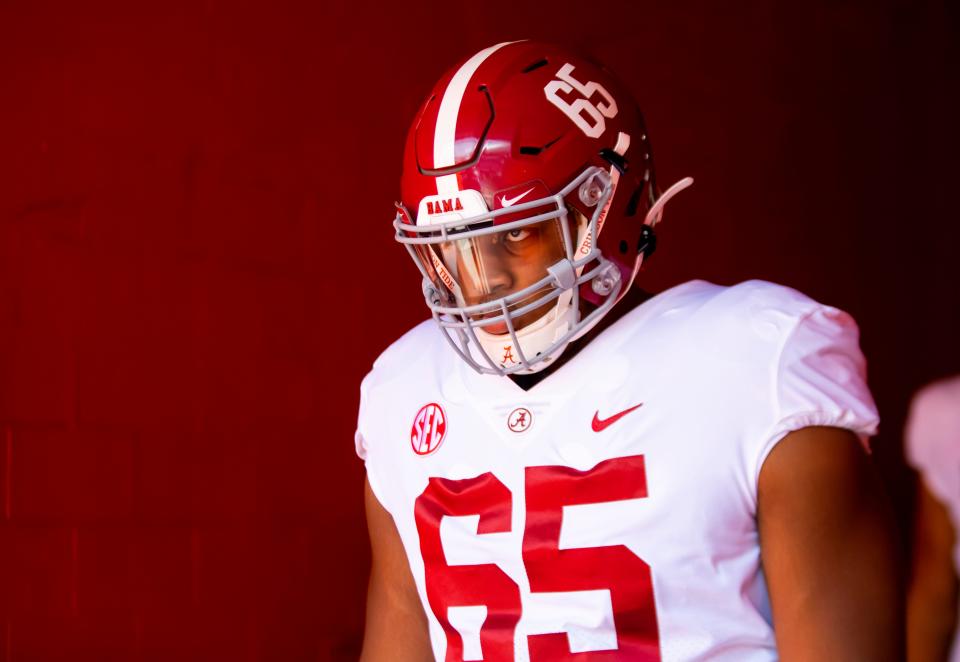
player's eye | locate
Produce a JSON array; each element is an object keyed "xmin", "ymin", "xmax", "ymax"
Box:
[{"xmin": 506, "ymin": 228, "xmax": 533, "ymax": 242}]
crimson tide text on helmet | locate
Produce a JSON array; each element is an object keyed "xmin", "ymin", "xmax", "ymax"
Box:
[{"xmin": 394, "ymin": 40, "xmax": 692, "ymax": 376}]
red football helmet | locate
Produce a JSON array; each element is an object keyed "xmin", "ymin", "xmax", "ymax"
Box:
[{"xmin": 394, "ymin": 41, "xmax": 691, "ymax": 375}]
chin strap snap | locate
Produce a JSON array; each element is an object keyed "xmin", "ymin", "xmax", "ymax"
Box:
[{"xmin": 637, "ymin": 225, "xmax": 657, "ymax": 259}]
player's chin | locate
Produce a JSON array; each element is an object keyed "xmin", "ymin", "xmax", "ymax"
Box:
[
  {"xmin": 472, "ymin": 313, "xmax": 511, "ymax": 335},
  {"xmin": 480, "ymin": 320, "xmax": 510, "ymax": 335},
  {"xmin": 474, "ymin": 304, "xmax": 554, "ymax": 337}
]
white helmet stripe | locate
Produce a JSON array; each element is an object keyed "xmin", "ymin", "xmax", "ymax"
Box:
[{"xmin": 433, "ymin": 41, "xmax": 515, "ymax": 197}]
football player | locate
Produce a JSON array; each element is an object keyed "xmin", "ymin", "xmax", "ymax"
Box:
[
  {"xmin": 906, "ymin": 376, "xmax": 960, "ymax": 662},
  {"xmin": 356, "ymin": 41, "xmax": 901, "ymax": 661}
]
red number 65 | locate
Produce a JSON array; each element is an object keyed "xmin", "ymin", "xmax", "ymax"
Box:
[{"xmin": 415, "ymin": 455, "xmax": 660, "ymax": 661}]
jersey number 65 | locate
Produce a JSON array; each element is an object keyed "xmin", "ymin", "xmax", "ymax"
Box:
[{"xmin": 415, "ymin": 455, "xmax": 660, "ymax": 661}]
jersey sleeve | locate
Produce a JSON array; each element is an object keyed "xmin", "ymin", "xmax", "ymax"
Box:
[
  {"xmin": 754, "ymin": 305, "xmax": 880, "ymax": 480},
  {"xmin": 905, "ymin": 378, "xmax": 960, "ymax": 506},
  {"xmin": 354, "ymin": 370, "xmax": 388, "ymax": 505}
]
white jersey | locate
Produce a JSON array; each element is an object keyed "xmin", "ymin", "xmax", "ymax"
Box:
[
  {"xmin": 356, "ymin": 280, "xmax": 879, "ymax": 662},
  {"xmin": 906, "ymin": 375, "xmax": 960, "ymax": 662}
]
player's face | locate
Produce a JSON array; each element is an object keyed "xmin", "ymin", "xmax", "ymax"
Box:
[{"xmin": 450, "ymin": 218, "xmax": 568, "ymax": 335}]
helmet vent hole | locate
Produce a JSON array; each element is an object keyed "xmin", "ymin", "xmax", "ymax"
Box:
[
  {"xmin": 619, "ymin": 240, "xmax": 628, "ymax": 254},
  {"xmin": 625, "ymin": 184, "xmax": 645, "ymax": 217},
  {"xmin": 521, "ymin": 58, "xmax": 549, "ymax": 74},
  {"xmin": 521, "ymin": 135, "xmax": 563, "ymax": 156}
]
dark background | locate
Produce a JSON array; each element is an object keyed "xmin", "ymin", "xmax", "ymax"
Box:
[{"xmin": 0, "ymin": 0, "xmax": 956, "ymax": 659}]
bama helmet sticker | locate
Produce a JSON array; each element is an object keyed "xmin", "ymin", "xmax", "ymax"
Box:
[{"xmin": 411, "ymin": 403, "xmax": 447, "ymax": 455}]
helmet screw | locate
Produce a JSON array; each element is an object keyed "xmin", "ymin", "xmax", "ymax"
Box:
[
  {"xmin": 591, "ymin": 263, "xmax": 621, "ymax": 296},
  {"xmin": 579, "ymin": 172, "xmax": 608, "ymax": 207}
]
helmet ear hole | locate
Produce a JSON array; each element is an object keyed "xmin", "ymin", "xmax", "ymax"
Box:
[{"xmin": 624, "ymin": 184, "xmax": 645, "ymax": 217}]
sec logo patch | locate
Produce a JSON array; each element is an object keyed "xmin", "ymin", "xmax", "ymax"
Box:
[{"xmin": 411, "ymin": 403, "xmax": 447, "ymax": 455}]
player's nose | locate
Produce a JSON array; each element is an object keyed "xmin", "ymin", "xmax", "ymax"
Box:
[{"xmin": 478, "ymin": 248, "xmax": 515, "ymax": 297}]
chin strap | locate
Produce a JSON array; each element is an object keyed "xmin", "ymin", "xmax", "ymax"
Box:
[
  {"xmin": 644, "ymin": 176, "xmax": 695, "ymax": 228},
  {"xmin": 617, "ymin": 176, "xmax": 695, "ymax": 300},
  {"xmin": 568, "ymin": 175, "xmax": 695, "ymax": 346}
]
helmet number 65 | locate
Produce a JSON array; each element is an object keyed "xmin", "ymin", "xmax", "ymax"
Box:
[{"xmin": 544, "ymin": 63, "xmax": 619, "ymax": 139}]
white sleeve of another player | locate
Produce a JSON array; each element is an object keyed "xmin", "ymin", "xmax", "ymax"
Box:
[
  {"xmin": 355, "ymin": 372, "xmax": 371, "ymax": 460},
  {"xmin": 905, "ymin": 378, "xmax": 960, "ymax": 507},
  {"xmin": 755, "ymin": 305, "xmax": 880, "ymax": 481}
]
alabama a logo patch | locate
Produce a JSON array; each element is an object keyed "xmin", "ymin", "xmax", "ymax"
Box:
[
  {"xmin": 507, "ymin": 407, "xmax": 532, "ymax": 433},
  {"xmin": 411, "ymin": 403, "xmax": 447, "ymax": 455}
]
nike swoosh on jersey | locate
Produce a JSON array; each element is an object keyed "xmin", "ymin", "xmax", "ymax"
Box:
[
  {"xmin": 591, "ymin": 403, "xmax": 644, "ymax": 432},
  {"xmin": 499, "ymin": 187, "xmax": 535, "ymax": 208}
]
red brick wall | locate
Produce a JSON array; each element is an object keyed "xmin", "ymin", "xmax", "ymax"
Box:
[{"xmin": 0, "ymin": 1, "xmax": 956, "ymax": 660}]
